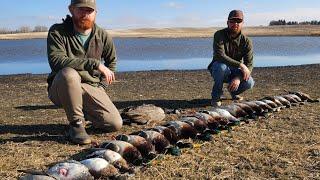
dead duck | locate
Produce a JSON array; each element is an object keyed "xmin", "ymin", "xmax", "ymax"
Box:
[
  {"xmin": 233, "ymin": 102, "xmax": 256, "ymax": 115},
  {"xmin": 86, "ymin": 149, "xmax": 132, "ymax": 173},
  {"xmin": 281, "ymin": 94, "xmax": 300, "ymax": 105},
  {"xmin": 132, "ymin": 130, "xmax": 171, "ymax": 154},
  {"xmin": 198, "ymin": 111, "xmax": 229, "ymax": 130},
  {"xmin": 80, "ymin": 158, "xmax": 118, "ymax": 179},
  {"xmin": 115, "ymin": 134, "xmax": 157, "ymax": 159},
  {"xmin": 274, "ymin": 96, "xmax": 291, "ymax": 107},
  {"xmin": 151, "ymin": 125, "xmax": 179, "ymax": 145},
  {"xmin": 261, "ymin": 96, "xmax": 285, "ymax": 109},
  {"xmin": 242, "ymin": 101, "xmax": 265, "ymax": 114},
  {"xmin": 211, "ymin": 108, "xmax": 241, "ymax": 126},
  {"xmin": 98, "ymin": 140, "xmax": 143, "ymax": 165},
  {"xmin": 254, "ymin": 100, "xmax": 274, "ymax": 112},
  {"xmin": 288, "ymin": 91, "xmax": 319, "ymax": 102},
  {"xmin": 164, "ymin": 120, "xmax": 198, "ymax": 139},
  {"xmin": 180, "ymin": 116, "xmax": 212, "ymax": 141},
  {"xmin": 220, "ymin": 104, "xmax": 249, "ymax": 118},
  {"xmin": 260, "ymin": 99, "xmax": 279, "ymax": 110},
  {"xmin": 47, "ymin": 160, "xmax": 94, "ymax": 180}
]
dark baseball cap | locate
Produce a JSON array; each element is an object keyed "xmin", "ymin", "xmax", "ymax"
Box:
[
  {"xmin": 70, "ymin": 0, "xmax": 96, "ymax": 10},
  {"xmin": 228, "ymin": 10, "xmax": 243, "ymax": 20}
]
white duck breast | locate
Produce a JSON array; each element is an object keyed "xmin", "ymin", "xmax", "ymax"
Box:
[
  {"xmin": 47, "ymin": 160, "xmax": 93, "ymax": 180},
  {"xmin": 81, "ymin": 158, "xmax": 118, "ymax": 178}
]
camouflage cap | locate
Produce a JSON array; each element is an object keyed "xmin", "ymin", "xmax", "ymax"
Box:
[
  {"xmin": 70, "ymin": 0, "xmax": 96, "ymax": 10},
  {"xmin": 228, "ymin": 10, "xmax": 243, "ymax": 20}
]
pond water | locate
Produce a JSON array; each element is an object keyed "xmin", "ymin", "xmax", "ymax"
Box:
[{"xmin": 0, "ymin": 36, "xmax": 319, "ymax": 75}]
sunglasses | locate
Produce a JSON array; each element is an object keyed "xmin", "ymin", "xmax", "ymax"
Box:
[{"xmin": 228, "ymin": 19, "xmax": 243, "ymax": 24}]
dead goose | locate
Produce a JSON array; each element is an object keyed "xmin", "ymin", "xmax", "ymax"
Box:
[
  {"xmin": 80, "ymin": 158, "xmax": 118, "ymax": 178},
  {"xmin": 151, "ymin": 125, "xmax": 179, "ymax": 145},
  {"xmin": 86, "ymin": 149, "xmax": 132, "ymax": 173},
  {"xmin": 115, "ymin": 134, "xmax": 156, "ymax": 159},
  {"xmin": 164, "ymin": 120, "xmax": 198, "ymax": 139},
  {"xmin": 121, "ymin": 104, "xmax": 166, "ymax": 125},
  {"xmin": 47, "ymin": 160, "xmax": 94, "ymax": 180},
  {"xmin": 99, "ymin": 140, "xmax": 143, "ymax": 165}
]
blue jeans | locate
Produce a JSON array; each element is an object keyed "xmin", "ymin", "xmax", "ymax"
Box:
[{"xmin": 209, "ymin": 62, "xmax": 254, "ymax": 101}]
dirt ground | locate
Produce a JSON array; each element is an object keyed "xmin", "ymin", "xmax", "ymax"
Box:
[{"xmin": 0, "ymin": 64, "xmax": 319, "ymax": 179}]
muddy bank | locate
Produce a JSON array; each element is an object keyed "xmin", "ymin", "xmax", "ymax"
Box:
[{"xmin": 0, "ymin": 64, "xmax": 319, "ymax": 179}]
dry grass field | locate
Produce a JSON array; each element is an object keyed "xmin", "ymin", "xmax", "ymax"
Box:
[
  {"xmin": 0, "ymin": 64, "xmax": 319, "ymax": 179},
  {"xmin": 0, "ymin": 25, "xmax": 320, "ymax": 40}
]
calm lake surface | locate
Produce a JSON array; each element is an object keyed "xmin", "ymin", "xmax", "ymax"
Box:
[{"xmin": 0, "ymin": 37, "xmax": 320, "ymax": 75}]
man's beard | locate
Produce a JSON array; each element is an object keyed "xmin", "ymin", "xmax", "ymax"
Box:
[{"xmin": 73, "ymin": 16, "xmax": 94, "ymax": 30}]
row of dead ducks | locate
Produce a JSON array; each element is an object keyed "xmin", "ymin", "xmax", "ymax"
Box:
[{"xmin": 20, "ymin": 91, "xmax": 319, "ymax": 180}]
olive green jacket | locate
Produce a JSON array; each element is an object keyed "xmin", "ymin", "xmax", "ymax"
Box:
[
  {"xmin": 208, "ymin": 28, "xmax": 253, "ymax": 72},
  {"xmin": 47, "ymin": 15, "xmax": 117, "ymax": 89}
]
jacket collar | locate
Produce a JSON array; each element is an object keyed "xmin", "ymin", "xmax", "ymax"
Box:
[{"xmin": 63, "ymin": 15, "xmax": 97, "ymax": 36}]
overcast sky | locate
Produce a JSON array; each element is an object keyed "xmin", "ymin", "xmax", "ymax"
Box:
[{"xmin": 1, "ymin": 0, "xmax": 320, "ymax": 30}]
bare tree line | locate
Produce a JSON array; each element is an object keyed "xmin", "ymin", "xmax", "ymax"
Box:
[
  {"xmin": 0, "ymin": 25, "xmax": 48, "ymax": 34},
  {"xmin": 269, "ymin": 19, "xmax": 320, "ymax": 26}
]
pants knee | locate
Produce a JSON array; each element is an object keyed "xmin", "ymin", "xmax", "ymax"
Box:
[
  {"xmin": 93, "ymin": 112, "xmax": 123, "ymax": 132},
  {"xmin": 243, "ymin": 77, "xmax": 255, "ymax": 90},
  {"xmin": 59, "ymin": 67, "xmax": 81, "ymax": 84},
  {"xmin": 211, "ymin": 62, "xmax": 229, "ymax": 80}
]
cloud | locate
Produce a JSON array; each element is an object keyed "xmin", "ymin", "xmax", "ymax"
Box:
[{"xmin": 164, "ymin": 2, "xmax": 184, "ymax": 9}]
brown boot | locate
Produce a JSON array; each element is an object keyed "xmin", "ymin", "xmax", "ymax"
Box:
[{"xmin": 68, "ymin": 119, "xmax": 91, "ymax": 145}]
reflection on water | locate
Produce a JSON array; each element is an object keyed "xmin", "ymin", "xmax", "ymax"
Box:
[{"xmin": 0, "ymin": 37, "xmax": 320, "ymax": 75}]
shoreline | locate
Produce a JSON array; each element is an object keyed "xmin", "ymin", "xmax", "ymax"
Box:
[
  {"xmin": 0, "ymin": 25, "xmax": 320, "ymax": 40},
  {"xmin": 0, "ymin": 63, "xmax": 319, "ymax": 77}
]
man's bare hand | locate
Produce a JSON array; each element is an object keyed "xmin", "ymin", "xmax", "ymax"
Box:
[
  {"xmin": 228, "ymin": 77, "xmax": 240, "ymax": 92},
  {"xmin": 98, "ymin": 63, "xmax": 115, "ymax": 84},
  {"xmin": 239, "ymin": 63, "xmax": 251, "ymax": 81}
]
